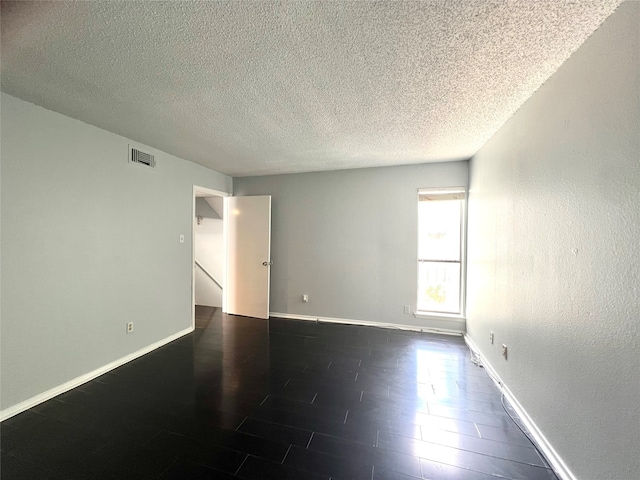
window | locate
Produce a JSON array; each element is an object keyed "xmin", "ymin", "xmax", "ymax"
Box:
[{"xmin": 417, "ymin": 187, "xmax": 466, "ymax": 315}]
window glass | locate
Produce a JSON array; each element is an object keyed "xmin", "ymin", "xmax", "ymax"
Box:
[
  {"xmin": 418, "ymin": 200, "xmax": 461, "ymax": 261},
  {"xmin": 417, "ymin": 188, "xmax": 465, "ymax": 315}
]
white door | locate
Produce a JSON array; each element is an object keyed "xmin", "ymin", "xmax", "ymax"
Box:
[{"xmin": 225, "ymin": 195, "xmax": 272, "ymax": 319}]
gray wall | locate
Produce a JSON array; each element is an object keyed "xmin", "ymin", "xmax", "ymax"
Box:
[
  {"xmin": 235, "ymin": 162, "xmax": 468, "ymax": 330},
  {"xmin": 0, "ymin": 93, "xmax": 232, "ymax": 411},
  {"xmin": 466, "ymin": 3, "xmax": 639, "ymax": 480}
]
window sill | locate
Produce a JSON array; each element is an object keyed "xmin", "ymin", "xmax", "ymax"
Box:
[{"xmin": 413, "ymin": 311, "xmax": 466, "ymax": 322}]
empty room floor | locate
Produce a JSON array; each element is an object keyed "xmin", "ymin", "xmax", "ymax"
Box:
[{"xmin": 0, "ymin": 308, "xmax": 557, "ymax": 479}]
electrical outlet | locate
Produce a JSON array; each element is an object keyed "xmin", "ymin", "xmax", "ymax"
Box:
[
  {"xmin": 302, "ymin": 294, "xmax": 309, "ymax": 303},
  {"xmin": 404, "ymin": 305, "xmax": 411, "ymax": 314},
  {"xmin": 127, "ymin": 322, "xmax": 134, "ymax": 333},
  {"xmin": 501, "ymin": 344, "xmax": 508, "ymax": 360},
  {"xmin": 489, "ymin": 331, "xmax": 494, "ymax": 344}
]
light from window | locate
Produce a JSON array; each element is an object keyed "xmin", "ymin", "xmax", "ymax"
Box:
[{"xmin": 417, "ymin": 188, "xmax": 466, "ymax": 314}]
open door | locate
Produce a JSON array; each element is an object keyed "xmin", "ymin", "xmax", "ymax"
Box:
[{"xmin": 225, "ymin": 195, "xmax": 272, "ymax": 319}]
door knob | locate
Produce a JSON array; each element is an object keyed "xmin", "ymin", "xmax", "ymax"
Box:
[{"xmin": 262, "ymin": 261, "xmax": 273, "ymax": 266}]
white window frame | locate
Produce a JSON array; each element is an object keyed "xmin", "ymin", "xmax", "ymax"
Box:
[{"xmin": 415, "ymin": 187, "xmax": 467, "ymax": 318}]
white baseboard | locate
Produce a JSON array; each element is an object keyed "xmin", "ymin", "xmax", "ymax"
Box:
[
  {"xmin": 270, "ymin": 312, "xmax": 464, "ymax": 336},
  {"xmin": 0, "ymin": 326, "xmax": 194, "ymax": 422},
  {"xmin": 463, "ymin": 334, "xmax": 577, "ymax": 480}
]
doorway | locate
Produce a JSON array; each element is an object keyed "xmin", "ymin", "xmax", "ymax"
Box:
[
  {"xmin": 192, "ymin": 186, "xmax": 229, "ymax": 329},
  {"xmin": 192, "ymin": 187, "xmax": 273, "ymax": 327}
]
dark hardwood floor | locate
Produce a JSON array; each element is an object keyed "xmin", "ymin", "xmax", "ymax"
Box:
[{"xmin": 1, "ymin": 307, "xmax": 557, "ymax": 479}]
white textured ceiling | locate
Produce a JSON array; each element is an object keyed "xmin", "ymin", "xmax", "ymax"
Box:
[{"xmin": 1, "ymin": 1, "xmax": 624, "ymax": 177}]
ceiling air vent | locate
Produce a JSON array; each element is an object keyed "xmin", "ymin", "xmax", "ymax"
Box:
[{"xmin": 128, "ymin": 145, "xmax": 156, "ymax": 169}]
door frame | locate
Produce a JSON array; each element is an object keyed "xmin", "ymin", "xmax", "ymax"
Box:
[{"xmin": 192, "ymin": 185, "xmax": 230, "ymax": 330}]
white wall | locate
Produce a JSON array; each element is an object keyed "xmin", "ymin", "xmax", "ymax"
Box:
[
  {"xmin": 466, "ymin": 3, "xmax": 639, "ymax": 480},
  {"xmin": 0, "ymin": 93, "xmax": 232, "ymax": 412},
  {"xmin": 235, "ymin": 162, "xmax": 468, "ymax": 330},
  {"xmin": 194, "ymin": 197, "xmax": 224, "ymax": 307}
]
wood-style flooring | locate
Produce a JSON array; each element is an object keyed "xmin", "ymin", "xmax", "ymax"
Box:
[{"xmin": 0, "ymin": 307, "xmax": 557, "ymax": 479}]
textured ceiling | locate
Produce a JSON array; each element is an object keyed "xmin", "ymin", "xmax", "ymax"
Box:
[{"xmin": 1, "ymin": 1, "xmax": 624, "ymax": 177}]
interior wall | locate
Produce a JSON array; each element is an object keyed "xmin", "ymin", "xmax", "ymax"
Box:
[
  {"xmin": 234, "ymin": 161, "xmax": 468, "ymax": 330},
  {"xmin": 0, "ymin": 93, "xmax": 232, "ymax": 411},
  {"xmin": 466, "ymin": 3, "xmax": 639, "ymax": 480},
  {"xmin": 194, "ymin": 197, "xmax": 224, "ymax": 307}
]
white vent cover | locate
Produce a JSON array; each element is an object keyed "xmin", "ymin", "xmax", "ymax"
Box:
[{"xmin": 128, "ymin": 145, "xmax": 156, "ymax": 168}]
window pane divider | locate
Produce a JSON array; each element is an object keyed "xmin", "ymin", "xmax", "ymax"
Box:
[{"xmin": 418, "ymin": 259, "xmax": 461, "ymax": 263}]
